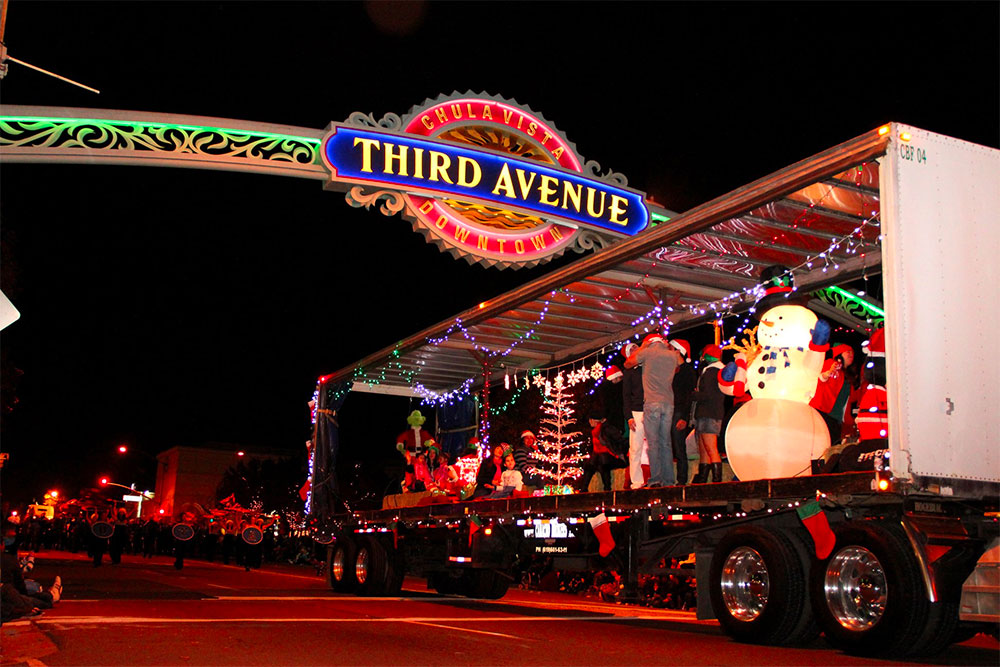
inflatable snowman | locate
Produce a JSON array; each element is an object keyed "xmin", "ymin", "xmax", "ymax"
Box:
[{"xmin": 720, "ymin": 266, "xmax": 831, "ymax": 480}]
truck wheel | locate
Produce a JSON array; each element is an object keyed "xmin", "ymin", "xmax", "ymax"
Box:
[
  {"xmin": 780, "ymin": 527, "xmax": 822, "ymax": 644},
  {"xmin": 709, "ymin": 526, "xmax": 812, "ymax": 645},
  {"xmin": 382, "ymin": 542, "xmax": 405, "ymax": 596},
  {"xmin": 810, "ymin": 521, "xmax": 933, "ymax": 657},
  {"xmin": 429, "ymin": 569, "xmax": 469, "ymax": 596},
  {"xmin": 329, "ymin": 538, "xmax": 359, "ymax": 593},
  {"xmin": 353, "ymin": 537, "xmax": 389, "ymax": 596},
  {"xmin": 466, "ymin": 570, "xmax": 510, "ymax": 600}
]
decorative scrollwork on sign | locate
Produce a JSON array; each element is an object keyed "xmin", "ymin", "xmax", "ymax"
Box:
[
  {"xmin": 346, "ymin": 186, "xmax": 407, "ymax": 217},
  {"xmin": 0, "ymin": 118, "xmax": 319, "ymax": 164},
  {"xmin": 571, "ymin": 230, "xmax": 612, "ymax": 254},
  {"xmin": 343, "ymin": 111, "xmax": 403, "ymax": 131},
  {"xmin": 582, "ymin": 159, "xmax": 628, "ymax": 187}
]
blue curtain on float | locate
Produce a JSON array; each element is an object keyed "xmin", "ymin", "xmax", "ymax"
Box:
[
  {"xmin": 437, "ymin": 396, "xmax": 477, "ymax": 459},
  {"xmin": 310, "ymin": 381, "xmax": 351, "ymax": 518}
]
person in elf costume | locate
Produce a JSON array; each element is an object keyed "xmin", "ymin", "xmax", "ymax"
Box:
[{"xmin": 396, "ymin": 410, "xmax": 433, "ymax": 492}]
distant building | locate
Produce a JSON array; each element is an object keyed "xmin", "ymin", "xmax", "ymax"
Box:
[{"xmin": 154, "ymin": 443, "xmax": 288, "ymax": 518}]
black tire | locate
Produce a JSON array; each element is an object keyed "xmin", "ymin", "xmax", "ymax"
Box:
[
  {"xmin": 466, "ymin": 569, "xmax": 511, "ymax": 600},
  {"xmin": 708, "ymin": 526, "xmax": 813, "ymax": 645},
  {"xmin": 908, "ymin": 600, "xmax": 960, "ymax": 657},
  {"xmin": 353, "ymin": 537, "xmax": 389, "ymax": 596},
  {"xmin": 329, "ymin": 538, "xmax": 358, "ymax": 593},
  {"xmin": 382, "ymin": 542, "xmax": 405, "ymax": 596},
  {"xmin": 781, "ymin": 527, "xmax": 823, "ymax": 645},
  {"xmin": 810, "ymin": 521, "xmax": 937, "ymax": 657},
  {"xmin": 429, "ymin": 569, "xmax": 469, "ymax": 596},
  {"xmin": 352, "ymin": 536, "xmax": 405, "ymax": 596}
]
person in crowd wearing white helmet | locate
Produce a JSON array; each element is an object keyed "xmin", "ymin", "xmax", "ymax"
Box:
[{"xmin": 624, "ymin": 332, "xmax": 682, "ymax": 487}]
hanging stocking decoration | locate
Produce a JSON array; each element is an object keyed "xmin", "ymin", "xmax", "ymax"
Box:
[
  {"xmin": 796, "ymin": 500, "xmax": 836, "ymax": 559},
  {"xmin": 468, "ymin": 515, "xmax": 482, "ymax": 547},
  {"xmin": 588, "ymin": 512, "xmax": 615, "ymax": 557}
]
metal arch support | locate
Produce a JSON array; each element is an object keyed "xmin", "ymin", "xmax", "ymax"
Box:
[{"xmin": 0, "ymin": 105, "xmax": 326, "ymax": 180}]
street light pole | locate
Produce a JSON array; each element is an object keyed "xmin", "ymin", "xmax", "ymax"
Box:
[{"xmin": 100, "ymin": 479, "xmax": 153, "ymax": 518}]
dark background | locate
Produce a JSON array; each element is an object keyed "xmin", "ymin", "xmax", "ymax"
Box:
[{"xmin": 1, "ymin": 1, "xmax": 997, "ymax": 504}]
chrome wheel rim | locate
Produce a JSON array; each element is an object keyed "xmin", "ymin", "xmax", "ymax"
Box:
[
  {"xmin": 332, "ymin": 547, "xmax": 347, "ymax": 582},
  {"xmin": 355, "ymin": 547, "xmax": 369, "ymax": 584},
  {"xmin": 824, "ymin": 546, "xmax": 887, "ymax": 631},
  {"xmin": 720, "ymin": 546, "xmax": 770, "ymax": 621}
]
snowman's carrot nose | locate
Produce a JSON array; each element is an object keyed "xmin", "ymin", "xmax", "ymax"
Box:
[{"xmin": 761, "ymin": 319, "xmax": 775, "ymax": 327}]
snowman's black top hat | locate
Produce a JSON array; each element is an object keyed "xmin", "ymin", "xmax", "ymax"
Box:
[{"xmin": 753, "ymin": 264, "xmax": 811, "ymax": 316}]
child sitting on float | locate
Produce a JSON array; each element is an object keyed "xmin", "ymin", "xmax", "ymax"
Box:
[{"xmin": 488, "ymin": 452, "xmax": 524, "ymax": 499}]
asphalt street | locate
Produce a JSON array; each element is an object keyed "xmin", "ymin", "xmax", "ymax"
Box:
[{"xmin": 3, "ymin": 551, "xmax": 997, "ymax": 666}]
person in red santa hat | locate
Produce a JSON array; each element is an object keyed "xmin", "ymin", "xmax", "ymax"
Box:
[
  {"xmin": 826, "ymin": 328, "xmax": 889, "ymax": 472},
  {"xmin": 810, "ymin": 342, "xmax": 857, "ymax": 446},
  {"xmin": 624, "ymin": 331, "xmax": 682, "ymax": 487},
  {"xmin": 692, "ymin": 344, "xmax": 726, "ymax": 483}
]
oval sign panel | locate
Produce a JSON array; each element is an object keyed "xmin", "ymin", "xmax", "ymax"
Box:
[{"xmin": 321, "ymin": 92, "xmax": 651, "ymax": 269}]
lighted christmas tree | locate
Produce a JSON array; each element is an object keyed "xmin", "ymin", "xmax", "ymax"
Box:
[{"xmin": 527, "ymin": 373, "xmax": 586, "ymax": 494}]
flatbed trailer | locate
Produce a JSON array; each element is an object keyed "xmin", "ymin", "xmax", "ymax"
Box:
[{"xmin": 311, "ymin": 124, "xmax": 1000, "ymax": 658}]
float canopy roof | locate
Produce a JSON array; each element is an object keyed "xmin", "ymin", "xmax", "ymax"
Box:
[{"xmin": 328, "ymin": 128, "xmax": 890, "ymax": 397}]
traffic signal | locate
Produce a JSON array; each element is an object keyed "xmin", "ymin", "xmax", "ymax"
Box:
[{"xmin": 99, "ymin": 477, "xmax": 109, "ymax": 486}]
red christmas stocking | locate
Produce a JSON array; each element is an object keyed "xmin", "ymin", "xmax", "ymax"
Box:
[
  {"xmin": 468, "ymin": 515, "xmax": 482, "ymax": 547},
  {"xmin": 796, "ymin": 501, "xmax": 836, "ymax": 559},
  {"xmin": 588, "ymin": 513, "xmax": 616, "ymax": 557}
]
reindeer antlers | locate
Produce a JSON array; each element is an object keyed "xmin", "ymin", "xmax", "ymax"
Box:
[{"xmin": 723, "ymin": 325, "xmax": 762, "ymax": 366}]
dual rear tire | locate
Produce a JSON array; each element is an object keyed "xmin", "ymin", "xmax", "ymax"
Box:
[
  {"xmin": 708, "ymin": 521, "xmax": 960, "ymax": 658},
  {"xmin": 328, "ymin": 536, "xmax": 404, "ymax": 596},
  {"xmin": 709, "ymin": 526, "xmax": 818, "ymax": 645},
  {"xmin": 810, "ymin": 521, "xmax": 958, "ymax": 657}
]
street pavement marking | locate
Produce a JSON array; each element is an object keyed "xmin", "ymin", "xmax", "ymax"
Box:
[
  {"xmin": 405, "ymin": 619, "xmax": 530, "ymax": 641},
  {"xmin": 210, "ymin": 595, "xmax": 417, "ymax": 601},
  {"xmin": 57, "ymin": 596, "xmax": 705, "ymax": 623},
  {"xmin": 25, "ymin": 615, "xmax": 681, "ymax": 625}
]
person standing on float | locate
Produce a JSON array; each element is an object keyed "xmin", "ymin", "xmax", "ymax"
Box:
[
  {"xmin": 624, "ymin": 333, "xmax": 682, "ymax": 487},
  {"xmin": 620, "ymin": 343, "xmax": 648, "ymax": 489},
  {"xmin": 669, "ymin": 340, "xmax": 696, "ymax": 485},
  {"xmin": 692, "ymin": 344, "xmax": 726, "ymax": 483}
]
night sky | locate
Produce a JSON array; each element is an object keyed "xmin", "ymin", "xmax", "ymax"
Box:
[{"xmin": 1, "ymin": 1, "xmax": 997, "ymax": 504}]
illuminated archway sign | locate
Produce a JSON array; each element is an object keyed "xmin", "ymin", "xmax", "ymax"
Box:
[
  {"xmin": 0, "ymin": 93, "xmax": 660, "ymax": 269},
  {"xmin": 323, "ymin": 94, "xmax": 651, "ymax": 268}
]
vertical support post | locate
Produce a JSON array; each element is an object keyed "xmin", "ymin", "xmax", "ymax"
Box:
[
  {"xmin": 468, "ymin": 350, "xmax": 492, "ymax": 447},
  {"xmin": 480, "ymin": 357, "xmax": 492, "ymax": 446},
  {"xmin": 620, "ymin": 509, "xmax": 648, "ymax": 603}
]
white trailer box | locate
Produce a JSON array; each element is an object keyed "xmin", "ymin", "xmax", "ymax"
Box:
[{"xmin": 880, "ymin": 124, "xmax": 1000, "ymax": 488}]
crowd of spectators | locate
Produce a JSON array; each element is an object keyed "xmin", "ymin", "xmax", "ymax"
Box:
[
  {"xmin": 515, "ymin": 555, "xmax": 696, "ymax": 610},
  {"xmin": 5, "ymin": 514, "xmax": 695, "ymax": 613},
  {"xmin": 7, "ymin": 514, "xmax": 327, "ymax": 574}
]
